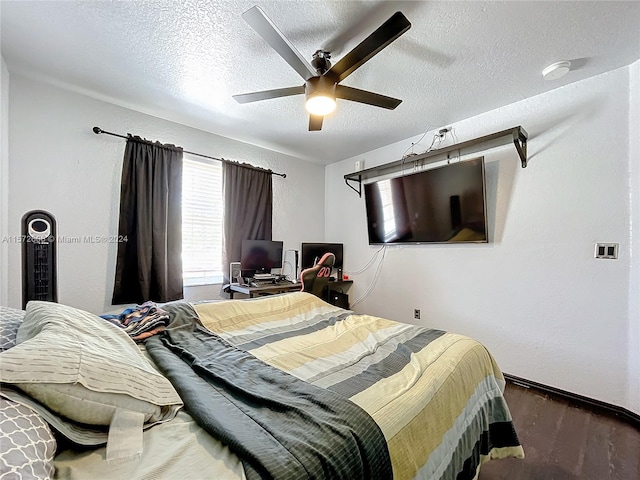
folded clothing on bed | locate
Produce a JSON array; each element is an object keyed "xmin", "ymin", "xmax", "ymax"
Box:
[{"xmin": 101, "ymin": 301, "xmax": 170, "ymax": 341}]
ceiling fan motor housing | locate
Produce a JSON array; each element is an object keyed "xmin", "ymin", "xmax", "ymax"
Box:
[
  {"xmin": 311, "ymin": 50, "xmax": 331, "ymax": 74},
  {"xmin": 306, "ymin": 76, "xmax": 336, "ymax": 99}
]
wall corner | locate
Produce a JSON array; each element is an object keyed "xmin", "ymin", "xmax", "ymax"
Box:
[
  {"xmin": 1, "ymin": 56, "xmax": 10, "ymax": 306},
  {"xmin": 628, "ymin": 58, "xmax": 640, "ymax": 415}
]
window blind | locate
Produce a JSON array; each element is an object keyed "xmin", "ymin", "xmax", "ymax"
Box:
[{"xmin": 182, "ymin": 156, "xmax": 223, "ymax": 285}]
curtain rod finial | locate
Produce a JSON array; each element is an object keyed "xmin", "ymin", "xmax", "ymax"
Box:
[{"xmin": 92, "ymin": 126, "xmax": 102, "ymax": 134}]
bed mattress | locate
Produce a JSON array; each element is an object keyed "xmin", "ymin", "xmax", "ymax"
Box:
[{"xmin": 53, "ymin": 292, "xmax": 523, "ymax": 479}]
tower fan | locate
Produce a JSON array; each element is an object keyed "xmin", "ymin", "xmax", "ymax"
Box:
[{"xmin": 22, "ymin": 210, "xmax": 57, "ymax": 308}]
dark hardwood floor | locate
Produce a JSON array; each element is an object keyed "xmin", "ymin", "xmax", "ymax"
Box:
[{"xmin": 478, "ymin": 383, "xmax": 640, "ymax": 480}]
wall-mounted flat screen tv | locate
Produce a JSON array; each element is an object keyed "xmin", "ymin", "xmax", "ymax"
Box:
[{"xmin": 364, "ymin": 157, "xmax": 488, "ymax": 244}]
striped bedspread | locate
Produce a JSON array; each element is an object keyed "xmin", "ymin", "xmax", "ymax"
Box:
[{"xmin": 194, "ymin": 292, "xmax": 524, "ymax": 480}]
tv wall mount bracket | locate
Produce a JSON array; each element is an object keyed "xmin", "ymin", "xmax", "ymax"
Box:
[{"xmin": 344, "ymin": 126, "xmax": 528, "ymax": 197}]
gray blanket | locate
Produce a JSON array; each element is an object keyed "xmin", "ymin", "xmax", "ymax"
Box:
[{"xmin": 145, "ymin": 302, "xmax": 392, "ymax": 480}]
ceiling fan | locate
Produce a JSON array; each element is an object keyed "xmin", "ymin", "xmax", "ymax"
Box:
[{"xmin": 233, "ymin": 6, "xmax": 411, "ymax": 131}]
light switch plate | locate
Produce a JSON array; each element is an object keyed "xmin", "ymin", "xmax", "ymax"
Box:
[{"xmin": 594, "ymin": 243, "xmax": 618, "ymax": 259}]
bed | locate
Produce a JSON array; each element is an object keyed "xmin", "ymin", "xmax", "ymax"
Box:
[{"xmin": 0, "ymin": 292, "xmax": 524, "ymax": 479}]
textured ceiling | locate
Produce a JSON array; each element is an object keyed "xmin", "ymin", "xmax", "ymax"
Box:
[{"xmin": 2, "ymin": 1, "xmax": 639, "ymax": 164}]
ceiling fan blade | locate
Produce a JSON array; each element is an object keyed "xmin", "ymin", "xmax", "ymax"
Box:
[
  {"xmin": 309, "ymin": 115, "xmax": 323, "ymax": 131},
  {"xmin": 233, "ymin": 85, "xmax": 305, "ymax": 104},
  {"xmin": 327, "ymin": 11, "xmax": 411, "ymax": 83},
  {"xmin": 242, "ymin": 6, "xmax": 317, "ymax": 81},
  {"xmin": 335, "ymin": 85, "xmax": 402, "ymax": 109},
  {"xmin": 322, "ymin": 2, "xmax": 421, "ymax": 57}
]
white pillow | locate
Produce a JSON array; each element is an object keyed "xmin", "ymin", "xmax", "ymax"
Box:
[{"xmin": 0, "ymin": 301, "xmax": 183, "ymax": 461}]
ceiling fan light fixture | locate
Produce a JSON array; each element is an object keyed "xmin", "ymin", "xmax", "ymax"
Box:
[
  {"xmin": 305, "ymin": 94, "xmax": 336, "ymax": 116},
  {"xmin": 305, "ymin": 76, "xmax": 337, "ymax": 116}
]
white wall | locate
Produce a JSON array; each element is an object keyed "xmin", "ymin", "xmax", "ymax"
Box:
[
  {"xmin": 326, "ymin": 66, "xmax": 636, "ymax": 413},
  {"xmin": 0, "ymin": 57, "xmax": 9, "ymax": 306},
  {"xmin": 628, "ymin": 59, "xmax": 640, "ymax": 415},
  {"xmin": 6, "ymin": 74, "xmax": 325, "ymax": 313}
]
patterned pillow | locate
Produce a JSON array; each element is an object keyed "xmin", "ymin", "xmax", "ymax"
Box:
[
  {"xmin": 0, "ymin": 396, "xmax": 56, "ymax": 480},
  {"xmin": 0, "ymin": 306, "xmax": 25, "ymax": 352},
  {"xmin": 1, "ymin": 306, "xmax": 56, "ymax": 479}
]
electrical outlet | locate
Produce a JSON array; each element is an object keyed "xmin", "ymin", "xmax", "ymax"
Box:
[
  {"xmin": 355, "ymin": 159, "xmax": 364, "ymax": 171},
  {"xmin": 414, "ymin": 309, "xmax": 420, "ymax": 320}
]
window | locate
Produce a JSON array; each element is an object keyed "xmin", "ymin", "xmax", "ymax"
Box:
[{"xmin": 182, "ymin": 156, "xmax": 223, "ymax": 285}]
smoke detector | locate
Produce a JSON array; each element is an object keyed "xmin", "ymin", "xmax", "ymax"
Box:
[{"xmin": 542, "ymin": 61, "xmax": 571, "ymax": 81}]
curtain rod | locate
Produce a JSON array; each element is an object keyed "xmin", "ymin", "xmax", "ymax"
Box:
[{"xmin": 92, "ymin": 126, "xmax": 286, "ymax": 178}]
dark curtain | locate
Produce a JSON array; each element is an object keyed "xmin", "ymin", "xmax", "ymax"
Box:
[
  {"xmin": 222, "ymin": 162, "xmax": 273, "ymax": 284},
  {"xmin": 112, "ymin": 136, "xmax": 184, "ymax": 304}
]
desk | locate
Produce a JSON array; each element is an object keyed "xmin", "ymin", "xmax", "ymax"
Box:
[
  {"xmin": 228, "ymin": 280, "xmax": 353, "ymax": 306},
  {"xmin": 228, "ymin": 282, "xmax": 301, "ymax": 299}
]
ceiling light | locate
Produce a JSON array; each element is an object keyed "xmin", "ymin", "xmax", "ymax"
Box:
[
  {"xmin": 542, "ymin": 61, "xmax": 571, "ymax": 81},
  {"xmin": 305, "ymin": 76, "xmax": 337, "ymax": 116},
  {"xmin": 305, "ymin": 94, "xmax": 336, "ymax": 116}
]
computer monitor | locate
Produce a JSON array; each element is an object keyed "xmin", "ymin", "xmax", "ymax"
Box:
[
  {"xmin": 241, "ymin": 240, "xmax": 283, "ymax": 276},
  {"xmin": 300, "ymin": 243, "xmax": 343, "ymax": 270}
]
